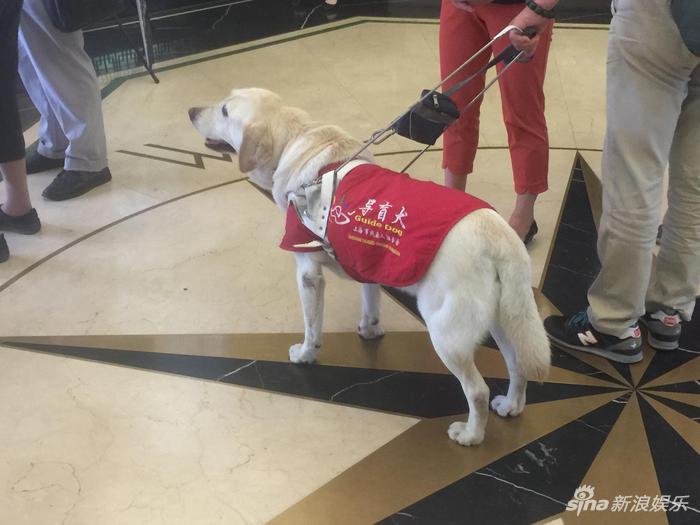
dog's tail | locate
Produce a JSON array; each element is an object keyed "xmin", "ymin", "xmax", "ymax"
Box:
[{"xmin": 493, "ymin": 232, "xmax": 551, "ymax": 382}]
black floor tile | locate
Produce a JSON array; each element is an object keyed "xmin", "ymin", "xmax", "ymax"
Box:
[
  {"xmin": 638, "ymin": 395, "xmax": 700, "ymax": 525},
  {"xmin": 644, "ymin": 393, "xmax": 700, "ymax": 423},
  {"xmin": 3, "ymin": 342, "xmax": 621, "ymax": 418},
  {"xmin": 648, "ymin": 380, "xmax": 700, "ymax": 395},
  {"xmin": 542, "ymin": 162, "xmax": 601, "ymax": 316},
  {"xmin": 379, "ymin": 395, "xmax": 627, "ymax": 525}
]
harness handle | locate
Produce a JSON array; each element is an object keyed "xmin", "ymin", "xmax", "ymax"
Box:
[{"xmin": 443, "ymin": 26, "xmax": 537, "ymax": 99}]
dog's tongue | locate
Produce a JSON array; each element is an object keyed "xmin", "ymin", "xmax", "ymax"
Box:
[{"xmin": 204, "ymin": 138, "xmax": 236, "ymax": 153}]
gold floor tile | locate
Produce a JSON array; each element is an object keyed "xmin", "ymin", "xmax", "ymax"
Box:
[
  {"xmin": 646, "ymin": 391, "xmax": 700, "ymax": 408},
  {"xmin": 474, "ymin": 346, "xmax": 620, "ymax": 388},
  {"xmin": 558, "ymin": 348, "xmax": 631, "ymax": 387},
  {"xmin": 269, "ymin": 391, "xmax": 623, "ymax": 525},
  {"xmin": 642, "ymin": 356, "xmax": 700, "ymax": 389}
]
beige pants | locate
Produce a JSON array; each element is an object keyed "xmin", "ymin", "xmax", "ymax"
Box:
[{"xmin": 588, "ymin": 0, "xmax": 700, "ymax": 336}]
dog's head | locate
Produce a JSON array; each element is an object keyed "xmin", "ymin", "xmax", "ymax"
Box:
[
  {"xmin": 189, "ymin": 88, "xmax": 305, "ymax": 190},
  {"xmin": 189, "ymin": 88, "xmax": 369, "ymax": 208}
]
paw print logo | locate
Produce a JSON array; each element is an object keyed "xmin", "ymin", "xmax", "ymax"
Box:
[{"xmin": 574, "ymin": 485, "xmax": 595, "ymax": 501}]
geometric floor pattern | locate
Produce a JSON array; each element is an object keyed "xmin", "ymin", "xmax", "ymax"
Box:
[
  {"xmin": 4, "ymin": 156, "xmax": 698, "ymax": 524},
  {"xmin": 3, "ymin": 16, "xmax": 698, "ymax": 525}
]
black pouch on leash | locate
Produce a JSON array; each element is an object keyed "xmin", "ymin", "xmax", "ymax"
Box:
[
  {"xmin": 393, "ymin": 90, "xmax": 460, "ymax": 146},
  {"xmin": 42, "ymin": 0, "xmax": 127, "ymax": 32},
  {"xmin": 671, "ymin": 0, "xmax": 700, "ymax": 56},
  {"xmin": 391, "ymin": 37, "xmax": 529, "ymax": 146}
]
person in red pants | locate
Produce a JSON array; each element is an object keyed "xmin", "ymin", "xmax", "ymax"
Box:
[{"xmin": 440, "ymin": 0, "xmax": 554, "ymax": 243}]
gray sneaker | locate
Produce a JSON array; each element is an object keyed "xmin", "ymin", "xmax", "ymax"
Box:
[
  {"xmin": 640, "ymin": 310, "xmax": 681, "ymax": 351},
  {"xmin": 544, "ymin": 310, "xmax": 643, "ymax": 364}
]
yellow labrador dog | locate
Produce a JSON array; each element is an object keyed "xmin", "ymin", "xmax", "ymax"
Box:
[{"xmin": 189, "ymin": 88, "xmax": 550, "ymax": 446}]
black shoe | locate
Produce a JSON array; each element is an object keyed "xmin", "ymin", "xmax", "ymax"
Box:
[
  {"xmin": 524, "ymin": 220, "xmax": 538, "ymax": 246},
  {"xmin": 0, "ymin": 206, "xmax": 41, "ymax": 234},
  {"xmin": 42, "ymin": 167, "xmax": 112, "ymax": 201},
  {"xmin": 640, "ymin": 309, "xmax": 681, "ymax": 351},
  {"xmin": 0, "ymin": 234, "xmax": 8, "ymax": 263},
  {"xmin": 544, "ymin": 310, "xmax": 643, "ymax": 363},
  {"xmin": 25, "ymin": 145, "xmax": 64, "ymax": 174}
]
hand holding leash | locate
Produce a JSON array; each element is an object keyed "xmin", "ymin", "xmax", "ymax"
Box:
[
  {"xmin": 509, "ymin": 0, "xmax": 556, "ymax": 57},
  {"xmin": 507, "ymin": 26, "xmax": 538, "ymax": 61}
]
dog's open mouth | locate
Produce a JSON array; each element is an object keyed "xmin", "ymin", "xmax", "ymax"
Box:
[{"xmin": 204, "ymin": 138, "xmax": 236, "ymax": 154}]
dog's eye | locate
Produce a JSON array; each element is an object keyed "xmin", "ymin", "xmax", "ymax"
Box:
[{"xmin": 222, "ymin": 105, "xmax": 228, "ymax": 117}]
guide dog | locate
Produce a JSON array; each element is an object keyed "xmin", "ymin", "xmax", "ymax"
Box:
[{"xmin": 189, "ymin": 88, "xmax": 550, "ymax": 446}]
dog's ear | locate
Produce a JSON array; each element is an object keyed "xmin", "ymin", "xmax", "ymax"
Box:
[{"xmin": 239, "ymin": 122, "xmax": 273, "ymax": 173}]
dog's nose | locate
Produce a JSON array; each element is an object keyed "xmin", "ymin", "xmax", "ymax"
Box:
[{"xmin": 188, "ymin": 107, "xmax": 202, "ymax": 122}]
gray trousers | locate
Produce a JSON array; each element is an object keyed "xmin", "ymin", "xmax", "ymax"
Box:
[
  {"xmin": 18, "ymin": 0, "xmax": 107, "ymax": 172},
  {"xmin": 588, "ymin": 0, "xmax": 700, "ymax": 336}
]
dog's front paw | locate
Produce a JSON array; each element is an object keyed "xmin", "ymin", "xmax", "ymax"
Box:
[
  {"xmin": 447, "ymin": 421, "xmax": 485, "ymax": 447},
  {"xmin": 358, "ymin": 318, "xmax": 385, "ymax": 340},
  {"xmin": 490, "ymin": 395, "xmax": 525, "ymax": 417},
  {"xmin": 289, "ymin": 343, "xmax": 319, "ymax": 364}
]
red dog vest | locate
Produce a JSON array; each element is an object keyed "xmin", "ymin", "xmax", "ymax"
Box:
[{"xmin": 280, "ymin": 164, "xmax": 492, "ymax": 287}]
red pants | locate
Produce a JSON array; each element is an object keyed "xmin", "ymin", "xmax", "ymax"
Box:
[{"xmin": 440, "ymin": 0, "xmax": 553, "ymax": 195}]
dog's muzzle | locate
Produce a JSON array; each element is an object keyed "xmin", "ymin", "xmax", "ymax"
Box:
[
  {"xmin": 187, "ymin": 107, "xmax": 237, "ymax": 153},
  {"xmin": 204, "ymin": 138, "xmax": 237, "ymax": 154}
]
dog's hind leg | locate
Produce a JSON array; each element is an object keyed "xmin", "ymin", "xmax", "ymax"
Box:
[
  {"xmin": 289, "ymin": 254, "xmax": 325, "ymax": 363},
  {"xmin": 358, "ymin": 284, "xmax": 385, "ymax": 340},
  {"xmin": 489, "ymin": 325, "xmax": 527, "ymax": 417},
  {"xmin": 424, "ymin": 306, "xmax": 491, "ymax": 446},
  {"xmin": 447, "ymin": 360, "xmax": 490, "ymax": 446},
  {"xmin": 443, "ymin": 354, "xmax": 490, "ymax": 447}
]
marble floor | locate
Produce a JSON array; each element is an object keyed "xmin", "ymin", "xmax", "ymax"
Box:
[{"xmin": 2, "ymin": 12, "xmax": 699, "ymax": 525}]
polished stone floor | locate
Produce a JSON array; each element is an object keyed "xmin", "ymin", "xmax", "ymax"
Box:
[{"xmin": 3, "ymin": 7, "xmax": 698, "ymax": 525}]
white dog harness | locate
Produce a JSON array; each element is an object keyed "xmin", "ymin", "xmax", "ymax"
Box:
[{"xmin": 287, "ymin": 158, "xmax": 371, "ymax": 249}]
